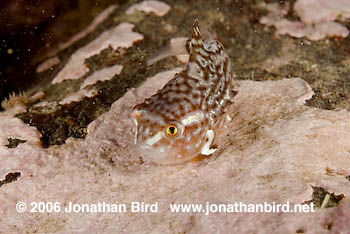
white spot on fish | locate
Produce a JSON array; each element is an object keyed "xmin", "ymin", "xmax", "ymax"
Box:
[
  {"xmin": 145, "ymin": 132, "xmax": 163, "ymax": 146},
  {"xmin": 204, "ymin": 41, "xmax": 219, "ymax": 52},
  {"xmin": 185, "ymin": 144, "xmax": 192, "ymax": 150},
  {"xmin": 192, "ymin": 127, "xmax": 202, "ymax": 135},
  {"xmin": 188, "ymin": 62, "xmax": 203, "ymax": 79},
  {"xmin": 181, "ymin": 111, "xmax": 205, "ymax": 126},
  {"xmin": 144, "ymin": 127, "xmax": 150, "ymax": 136},
  {"xmin": 198, "ymin": 48, "xmax": 208, "ymax": 57},
  {"xmin": 208, "ymin": 61, "xmax": 216, "ymax": 72},
  {"xmin": 195, "ymin": 139, "xmax": 202, "ymax": 148},
  {"xmin": 197, "ymin": 54, "xmax": 207, "ymax": 67},
  {"xmin": 179, "ymin": 84, "xmax": 189, "ymax": 92}
]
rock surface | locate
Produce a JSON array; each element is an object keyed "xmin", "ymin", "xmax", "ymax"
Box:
[
  {"xmin": 260, "ymin": 0, "xmax": 350, "ymax": 40},
  {"xmin": 1, "ymin": 68, "xmax": 350, "ymax": 233}
]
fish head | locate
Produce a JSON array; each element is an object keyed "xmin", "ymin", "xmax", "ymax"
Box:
[{"xmin": 131, "ymin": 107, "xmax": 209, "ymax": 165}]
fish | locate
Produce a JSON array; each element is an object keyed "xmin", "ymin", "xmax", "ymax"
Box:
[{"xmin": 131, "ymin": 19, "xmax": 237, "ymax": 165}]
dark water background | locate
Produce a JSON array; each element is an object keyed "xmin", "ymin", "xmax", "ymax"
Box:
[{"xmin": 0, "ymin": 0, "xmax": 125, "ymax": 101}]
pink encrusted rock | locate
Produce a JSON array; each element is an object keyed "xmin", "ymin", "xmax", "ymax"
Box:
[
  {"xmin": 294, "ymin": 0, "xmax": 350, "ymax": 25},
  {"xmin": 59, "ymin": 88, "xmax": 97, "ymax": 105},
  {"xmin": 81, "ymin": 64, "xmax": 123, "ymax": 89},
  {"xmin": 331, "ymin": 201, "xmax": 350, "ymax": 232},
  {"xmin": 0, "ymin": 115, "xmax": 42, "ymax": 148},
  {"xmin": 260, "ymin": 2, "xmax": 350, "ymax": 40},
  {"xmin": 46, "ymin": 4, "xmax": 118, "ymax": 58},
  {"xmin": 36, "ymin": 56, "xmax": 60, "ymax": 73},
  {"xmin": 52, "ymin": 23, "xmax": 143, "ymax": 84},
  {"xmin": 1, "ymin": 68, "xmax": 350, "ymax": 233},
  {"xmin": 126, "ymin": 0, "xmax": 170, "ymax": 17},
  {"xmin": 272, "ymin": 19, "xmax": 348, "ymax": 41}
]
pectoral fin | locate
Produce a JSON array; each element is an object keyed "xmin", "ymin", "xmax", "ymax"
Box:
[{"xmin": 201, "ymin": 129, "xmax": 217, "ymax": 155}]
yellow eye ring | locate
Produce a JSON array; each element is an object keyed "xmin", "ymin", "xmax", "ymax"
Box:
[{"xmin": 166, "ymin": 125, "xmax": 178, "ymax": 136}]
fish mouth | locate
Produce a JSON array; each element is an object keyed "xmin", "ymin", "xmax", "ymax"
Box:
[
  {"xmin": 136, "ymin": 145, "xmax": 170, "ymax": 164},
  {"xmin": 135, "ymin": 143, "xmax": 203, "ymax": 165}
]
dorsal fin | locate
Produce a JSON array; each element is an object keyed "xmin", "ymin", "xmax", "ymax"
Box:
[
  {"xmin": 147, "ymin": 37, "xmax": 188, "ymax": 65},
  {"xmin": 190, "ymin": 19, "xmax": 203, "ymax": 47},
  {"xmin": 146, "ymin": 19, "xmax": 213, "ymax": 66},
  {"xmin": 192, "ymin": 19, "xmax": 201, "ymax": 39}
]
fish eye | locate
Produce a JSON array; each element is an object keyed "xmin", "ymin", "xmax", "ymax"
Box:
[{"xmin": 166, "ymin": 125, "xmax": 178, "ymax": 136}]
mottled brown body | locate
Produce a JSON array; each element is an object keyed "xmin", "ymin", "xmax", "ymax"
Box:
[{"xmin": 132, "ymin": 19, "xmax": 236, "ymax": 164}]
